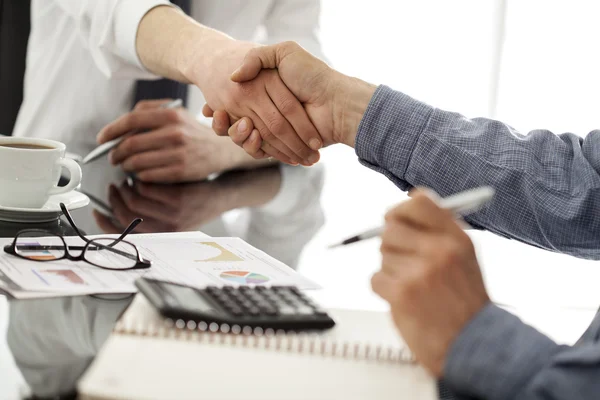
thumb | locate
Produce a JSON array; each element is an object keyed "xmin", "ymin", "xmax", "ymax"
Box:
[
  {"xmin": 231, "ymin": 42, "xmax": 302, "ymax": 82},
  {"xmin": 230, "ymin": 46, "xmax": 277, "ymax": 82}
]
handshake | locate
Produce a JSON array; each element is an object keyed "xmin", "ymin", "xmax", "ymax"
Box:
[{"xmin": 201, "ymin": 42, "xmax": 377, "ymax": 165}]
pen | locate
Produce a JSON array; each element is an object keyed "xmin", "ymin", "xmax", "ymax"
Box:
[
  {"xmin": 81, "ymin": 99, "xmax": 183, "ymax": 165},
  {"xmin": 328, "ymin": 186, "xmax": 495, "ymax": 248}
]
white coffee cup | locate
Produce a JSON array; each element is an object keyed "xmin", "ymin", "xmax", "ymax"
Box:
[{"xmin": 0, "ymin": 137, "xmax": 82, "ymax": 208}]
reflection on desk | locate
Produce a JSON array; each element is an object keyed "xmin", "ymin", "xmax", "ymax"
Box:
[
  {"xmin": 0, "ymin": 162, "xmax": 325, "ymax": 398},
  {"xmin": 73, "ymin": 164, "xmax": 324, "ymax": 270},
  {"xmin": 7, "ymin": 295, "xmax": 133, "ymax": 399}
]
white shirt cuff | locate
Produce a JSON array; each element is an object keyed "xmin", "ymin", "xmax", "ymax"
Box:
[{"xmin": 113, "ymin": 0, "xmax": 175, "ymax": 71}]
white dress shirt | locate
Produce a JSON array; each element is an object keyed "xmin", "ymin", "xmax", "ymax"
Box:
[
  {"xmin": 13, "ymin": 0, "xmax": 326, "ymax": 157},
  {"xmin": 10, "ymin": 0, "xmax": 327, "ymax": 258}
]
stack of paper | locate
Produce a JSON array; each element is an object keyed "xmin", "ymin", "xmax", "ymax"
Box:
[{"xmin": 0, "ymin": 232, "xmax": 319, "ymax": 299}]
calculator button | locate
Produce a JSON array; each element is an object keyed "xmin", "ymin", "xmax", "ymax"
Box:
[
  {"xmin": 278, "ymin": 306, "xmax": 296, "ymax": 315},
  {"xmin": 229, "ymin": 307, "xmax": 244, "ymax": 316},
  {"xmin": 248, "ymin": 307, "xmax": 261, "ymax": 316}
]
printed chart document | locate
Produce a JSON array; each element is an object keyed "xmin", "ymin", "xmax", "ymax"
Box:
[{"xmin": 0, "ymin": 233, "xmax": 319, "ymax": 297}]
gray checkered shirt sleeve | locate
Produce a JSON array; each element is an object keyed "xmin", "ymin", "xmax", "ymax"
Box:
[
  {"xmin": 354, "ymin": 85, "xmax": 600, "ymax": 399},
  {"xmin": 355, "ymin": 86, "xmax": 600, "ymax": 260}
]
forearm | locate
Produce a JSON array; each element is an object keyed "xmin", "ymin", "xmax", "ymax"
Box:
[
  {"xmin": 354, "ymin": 86, "xmax": 600, "ymax": 259},
  {"xmin": 445, "ymin": 304, "xmax": 600, "ymax": 400},
  {"xmin": 135, "ymin": 5, "xmax": 234, "ymax": 85}
]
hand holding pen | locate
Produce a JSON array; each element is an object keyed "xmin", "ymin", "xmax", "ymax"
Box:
[
  {"xmin": 82, "ymin": 99, "xmax": 183, "ymax": 165},
  {"xmin": 329, "ymin": 186, "xmax": 495, "ymax": 248}
]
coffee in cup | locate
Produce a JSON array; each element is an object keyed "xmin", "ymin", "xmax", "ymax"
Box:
[{"xmin": 0, "ymin": 137, "xmax": 82, "ymax": 208}]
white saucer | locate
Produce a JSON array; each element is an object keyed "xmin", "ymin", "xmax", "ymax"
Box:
[{"xmin": 0, "ymin": 191, "xmax": 90, "ymax": 223}]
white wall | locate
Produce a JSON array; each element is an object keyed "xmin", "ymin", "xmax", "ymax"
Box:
[{"xmin": 298, "ymin": 0, "xmax": 600, "ymax": 314}]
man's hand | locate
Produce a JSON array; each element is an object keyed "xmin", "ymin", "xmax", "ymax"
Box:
[
  {"xmin": 371, "ymin": 189, "xmax": 490, "ymax": 377},
  {"xmin": 97, "ymin": 100, "xmax": 273, "ymax": 183},
  {"xmin": 189, "ymin": 42, "xmax": 322, "ymax": 166},
  {"xmin": 135, "ymin": 7, "xmax": 322, "ymax": 166},
  {"xmin": 93, "ymin": 167, "xmax": 282, "ymax": 234},
  {"xmin": 204, "ymin": 41, "xmax": 377, "ymax": 161}
]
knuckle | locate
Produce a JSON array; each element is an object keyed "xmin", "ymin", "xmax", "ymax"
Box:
[
  {"xmin": 123, "ymin": 136, "xmax": 141, "ymax": 153},
  {"xmin": 380, "ymin": 226, "xmax": 394, "ymax": 249},
  {"xmin": 175, "ymin": 150, "xmax": 187, "ymax": 165},
  {"xmin": 258, "ymin": 126, "xmax": 275, "ymax": 141},
  {"xmin": 283, "ymin": 41, "xmax": 300, "ymax": 52},
  {"xmin": 238, "ymin": 82, "xmax": 255, "ymax": 97},
  {"xmin": 125, "ymin": 112, "xmax": 139, "ymax": 128},
  {"xmin": 171, "ymin": 166, "xmax": 186, "ymax": 181},
  {"xmin": 439, "ymin": 238, "xmax": 463, "ymax": 264},
  {"xmin": 168, "ymin": 129, "xmax": 186, "ymax": 146},
  {"xmin": 265, "ymin": 114, "xmax": 284, "ymax": 136},
  {"xmin": 125, "ymin": 156, "xmax": 139, "ymax": 171},
  {"xmin": 165, "ymin": 109, "xmax": 182, "ymax": 123},
  {"xmin": 276, "ymin": 97, "xmax": 297, "ymax": 115}
]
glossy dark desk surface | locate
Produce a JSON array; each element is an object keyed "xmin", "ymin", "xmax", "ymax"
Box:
[{"xmin": 0, "ymin": 162, "xmax": 325, "ymax": 400}]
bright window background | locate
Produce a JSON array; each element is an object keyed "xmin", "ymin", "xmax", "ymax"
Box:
[{"xmin": 299, "ymin": 0, "xmax": 600, "ymax": 320}]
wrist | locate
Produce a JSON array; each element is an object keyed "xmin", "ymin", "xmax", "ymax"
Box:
[
  {"xmin": 178, "ymin": 27, "xmax": 236, "ymax": 88},
  {"xmin": 332, "ymin": 75, "xmax": 377, "ymax": 148}
]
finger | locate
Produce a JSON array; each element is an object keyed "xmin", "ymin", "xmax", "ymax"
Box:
[
  {"xmin": 230, "ymin": 46, "xmax": 276, "ymax": 83},
  {"xmin": 385, "ymin": 191, "xmax": 456, "ymax": 232},
  {"xmin": 243, "ymin": 129, "xmax": 266, "ymax": 159},
  {"xmin": 266, "ymin": 74, "xmax": 323, "ymax": 154},
  {"xmin": 120, "ymin": 149, "xmax": 184, "ymax": 174},
  {"xmin": 134, "ymin": 99, "xmax": 174, "ymax": 111},
  {"xmin": 249, "ymin": 105, "xmax": 303, "ymax": 165},
  {"xmin": 261, "ymin": 140, "xmax": 294, "ymax": 164},
  {"xmin": 137, "ymin": 165, "xmax": 195, "ymax": 184},
  {"xmin": 228, "ymin": 119, "xmax": 272, "ymax": 160},
  {"xmin": 109, "ymin": 126, "xmax": 184, "ymax": 165},
  {"xmin": 251, "ymin": 80, "xmax": 316, "ymax": 165},
  {"xmin": 97, "ymin": 108, "xmax": 182, "ymax": 143},
  {"xmin": 92, "ymin": 210, "xmax": 122, "ymax": 234},
  {"xmin": 202, "ymin": 103, "xmax": 215, "ymax": 118},
  {"xmin": 228, "ymin": 117, "xmax": 255, "ymax": 146},
  {"xmin": 117, "ymin": 182, "xmax": 175, "ymax": 221},
  {"xmin": 379, "ymin": 220, "xmax": 424, "ymax": 255},
  {"xmin": 230, "ymin": 42, "xmax": 302, "ymax": 83},
  {"xmin": 370, "ymin": 271, "xmax": 399, "ymax": 304},
  {"xmin": 212, "ymin": 110, "xmax": 231, "ymax": 136}
]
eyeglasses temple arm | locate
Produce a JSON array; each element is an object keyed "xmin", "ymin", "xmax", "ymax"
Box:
[{"xmin": 60, "ymin": 203, "xmax": 91, "ymax": 243}]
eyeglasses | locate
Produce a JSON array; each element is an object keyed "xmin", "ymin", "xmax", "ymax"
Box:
[{"xmin": 3, "ymin": 203, "xmax": 151, "ymax": 271}]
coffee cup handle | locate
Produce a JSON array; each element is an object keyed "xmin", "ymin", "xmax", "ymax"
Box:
[{"xmin": 49, "ymin": 158, "xmax": 83, "ymax": 195}]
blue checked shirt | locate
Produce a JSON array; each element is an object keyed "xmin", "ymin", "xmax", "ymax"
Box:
[{"xmin": 355, "ymin": 86, "xmax": 600, "ymax": 399}]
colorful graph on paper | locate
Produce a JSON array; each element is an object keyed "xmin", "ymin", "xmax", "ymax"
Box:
[
  {"xmin": 194, "ymin": 242, "xmax": 244, "ymax": 262},
  {"xmin": 17, "ymin": 241, "xmax": 58, "ymax": 261},
  {"xmin": 39, "ymin": 270, "xmax": 86, "ymax": 285},
  {"xmin": 219, "ymin": 271, "xmax": 270, "ymax": 285}
]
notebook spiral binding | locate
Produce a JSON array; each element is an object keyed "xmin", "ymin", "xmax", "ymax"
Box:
[{"xmin": 114, "ymin": 317, "xmax": 415, "ymax": 364}]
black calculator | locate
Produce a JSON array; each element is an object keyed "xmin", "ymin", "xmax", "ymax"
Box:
[{"xmin": 135, "ymin": 277, "xmax": 336, "ymax": 331}]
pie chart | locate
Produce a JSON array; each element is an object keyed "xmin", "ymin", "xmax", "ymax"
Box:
[{"xmin": 220, "ymin": 271, "xmax": 270, "ymax": 285}]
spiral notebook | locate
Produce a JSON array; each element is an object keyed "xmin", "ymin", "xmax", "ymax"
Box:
[{"xmin": 78, "ymin": 295, "xmax": 436, "ymax": 400}]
